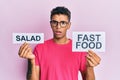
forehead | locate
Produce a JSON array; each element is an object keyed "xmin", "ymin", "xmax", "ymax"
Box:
[{"xmin": 51, "ymin": 14, "xmax": 69, "ymax": 21}]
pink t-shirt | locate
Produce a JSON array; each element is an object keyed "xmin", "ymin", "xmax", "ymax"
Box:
[{"xmin": 34, "ymin": 39, "xmax": 87, "ymax": 80}]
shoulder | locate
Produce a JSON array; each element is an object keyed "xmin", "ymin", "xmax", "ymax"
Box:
[{"xmin": 35, "ymin": 39, "xmax": 53, "ymax": 48}]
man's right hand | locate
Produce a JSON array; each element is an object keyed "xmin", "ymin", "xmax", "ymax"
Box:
[
  {"xmin": 19, "ymin": 43, "xmax": 40, "ymax": 80},
  {"xmin": 18, "ymin": 42, "xmax": 35, "ymax": 60}
]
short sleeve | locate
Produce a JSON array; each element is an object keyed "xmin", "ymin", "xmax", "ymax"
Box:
[
  {"xmin": 33, "ymin": 44, "xmax": 43, "ymax": 66},
  {"xmin": 79, "ymin": 52, "xmax": 87, "ymax": 72}
]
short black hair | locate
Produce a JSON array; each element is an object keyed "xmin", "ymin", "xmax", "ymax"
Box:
[{"xmin": 50, "ymin": 6, "xmax": 71, "ymax": 22}]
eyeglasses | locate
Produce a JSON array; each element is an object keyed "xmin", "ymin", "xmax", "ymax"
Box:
[{"xmin": 50, "ymin": 20, "xmax": 69, "ymax": 28}]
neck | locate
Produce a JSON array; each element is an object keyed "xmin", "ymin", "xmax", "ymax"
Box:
[{"xmin": 53, "ymin": 37, "xmax": 69, "ymax": 44}]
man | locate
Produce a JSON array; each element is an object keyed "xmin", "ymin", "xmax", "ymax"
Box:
[{"xmin": 18, "ymin": 6, "xmax": 101, "ymax": 80}]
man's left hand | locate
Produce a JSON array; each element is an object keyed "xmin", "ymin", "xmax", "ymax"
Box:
[{"xmin": 86, "ymin": 50, "xmax": 101, "ymax": 67}]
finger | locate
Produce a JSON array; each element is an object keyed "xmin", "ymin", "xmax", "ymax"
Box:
[
  {"xmin": 19, "ymin": 42, "xmax": 27, "ymax": 54},
  {"xmin": 88, "ymin": 50, "xmax": 101, "ymax": 63},
  {"xmin": 27, "ymin": 50, "xmax": 35, "ymax": 59},
  {"xmin": 19, "ymin": 42, "xmax": 27, "ymax": 55},
  {"xmin": 88, "ymin": 50, "xmax": 99, "ymax": 58},
  {"xmin": 86, "ymin": 55, "xmax": 98, "ymax": 66},
  {"xmin": 86, "ymin": 58, "xmax": 95, "ymax": 67},
  {"xmin": 23, "ymin": 48, "xmax": 34, "ymax": 59},
  {"xmin": 22, "ymin": 47, "xmax": 31, "ymax": 58},
  {"xmin": 19, "ymin": 44, "xmax": 29, "ymax": 57},
  {"xmin": 88, "ymin": 52, "xmax": 97, "ymax": 62},
  {"xmin": 87, "ymin": 53, "xmax": 101, "ymax": 65}
]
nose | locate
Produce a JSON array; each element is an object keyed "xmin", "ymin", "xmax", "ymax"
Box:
[{"xmin": 56, "ymin": 23, "xmax": 61, "ymax": 29}]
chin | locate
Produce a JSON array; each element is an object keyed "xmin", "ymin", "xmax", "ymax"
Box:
[{"xmin": 54, "ymin": 35, "xmax": 63, "ymax": 39}]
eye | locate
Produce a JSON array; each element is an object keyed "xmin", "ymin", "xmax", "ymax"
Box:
[
  {"xmin": 52, "ymin": 20, "xmax": 57, "ymax": 24},
  {"xmin": 50, "ymin": 20, "xmax": 58, "ymax": 27},
  {"xmin": 61, "ymin": 21, "xmax": 66, "ymax": 25}
]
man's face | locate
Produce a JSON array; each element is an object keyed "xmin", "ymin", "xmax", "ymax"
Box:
[{"xmin": 50, "ymin": 14, "xmax": 71, "ymax": 39}]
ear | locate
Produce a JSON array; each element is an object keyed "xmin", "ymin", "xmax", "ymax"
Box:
[
  {"xmin": 67, "ymin": 22, "xmax": 71, "ymax": 29},
  {"xmin": 50, "ymin": 23, "xmax": 52, "ymax": 28}
]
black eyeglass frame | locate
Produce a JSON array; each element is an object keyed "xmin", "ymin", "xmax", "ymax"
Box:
[{"xmin": 50, "ymin": 20, "xmax": 69, "ymax": 28}]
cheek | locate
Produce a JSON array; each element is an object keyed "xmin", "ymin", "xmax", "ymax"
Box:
[
  {"xmin": 51, "ymin": 27, "xmax": 55, "ymax": 31},
  {"xmin": 62, "ymin": 28, "xmax": 68, "ymax": 33}
]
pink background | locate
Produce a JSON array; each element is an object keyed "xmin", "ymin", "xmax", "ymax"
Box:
[{"xmin": 0, "ymin": 0, "xmax": 120, "ymax": 80}]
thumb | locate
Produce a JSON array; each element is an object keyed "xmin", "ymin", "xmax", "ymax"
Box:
[{"xmin": 28, "ymin": 54, "xmax": 35, "ymax": 59}]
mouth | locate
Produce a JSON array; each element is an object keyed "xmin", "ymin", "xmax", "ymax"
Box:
[{"xmin": 54, "ymin": 31, "xmax": 62, "ymax": 35}]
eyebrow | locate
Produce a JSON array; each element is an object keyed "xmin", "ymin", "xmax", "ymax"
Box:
[{"xmin": 51, "ymin": 20, "xmax": 69, "ymax": 22}]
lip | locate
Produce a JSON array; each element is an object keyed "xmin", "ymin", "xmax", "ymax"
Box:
[{"xmin": 54, "ymin": 31, "xmax": 62, "ymax": 35}]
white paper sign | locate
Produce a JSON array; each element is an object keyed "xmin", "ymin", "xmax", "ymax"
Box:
[
  {"xmin": 72, "ymin": 32, "xmax": 105, "ymax": 52},
  {"xmin": 13, "ymin": 33, "xmax": 44, "ymax": 44}
]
